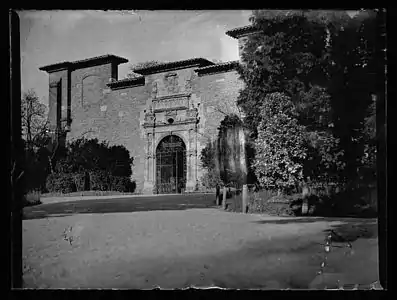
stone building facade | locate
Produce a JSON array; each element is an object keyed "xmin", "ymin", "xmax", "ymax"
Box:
[{"xmin": 39, "ymin": 25, "xmax": 257, "ymax": 194}]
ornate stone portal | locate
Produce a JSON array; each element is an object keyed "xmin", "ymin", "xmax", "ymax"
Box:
[{"xmin": 142, "ymin": 92, "xmax": 199, "ymax": 194}]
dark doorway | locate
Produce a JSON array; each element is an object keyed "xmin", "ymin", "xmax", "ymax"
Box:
[{"xmin": 155, "ymin": 135, "xmax": 186, "ymax": 194}]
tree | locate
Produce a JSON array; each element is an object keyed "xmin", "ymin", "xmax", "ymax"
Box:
[
  {"xmin": 21, "ymin": 89, "xmax": 50, "ymax": 151},
  {"xmin": 253, "ymin": 93, "xmax": 307, "ymax": 192},
  {"xmin": 21, "ymin": 89, "xmax": 53, "ymax": 191},
  {"xmin": 126, "ymin": 60, "xmax": 164, "ymax": 78},
  {"xmin": 236, "ymin": 10, "xmax": 330, "ymax": 139},
  {"xmin": 236, "ymin": 9, "xmax": 380, "ymax": 191},
  {"xmin": 55, "ymin": 137, "xmax": 133, "ymax": 178},
  {"xmin": 236, "ymin": 11, "xmax": 338, "ymax": 190},
  {"xmin": 200, "ymin": 114, "xmax": 249, "ymax": 188},
  {"xmin": 325, "ymin": 10, "xmax": 380, "ymax": 182}
]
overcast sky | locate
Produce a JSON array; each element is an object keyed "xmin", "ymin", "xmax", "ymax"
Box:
[{"xmin": 19, "ymin": 10, "xmax": 252, "ymax": 106}]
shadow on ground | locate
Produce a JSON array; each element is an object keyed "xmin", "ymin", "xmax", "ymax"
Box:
[
  {"xmin": 253, "ymin": 217, "xmax": 378, "ymax": 243},
  {"xmin": 27, "ymin": 220, "xmax": 377, "ymax": 289},
  {"xmin": 23, "ymin": 194, "xmax": 219, "ymax": 220},
  {"xmin": 324, "ymin": 220, "xmax": 378, "ymax": 242}
]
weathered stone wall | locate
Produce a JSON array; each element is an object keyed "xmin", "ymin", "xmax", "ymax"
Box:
[
  {"xmin": 196, "ymin": 70, "xmax": 243, "ymax": 182},
  {"xmin": 48, "ymin": 69, "xmax": 70, "ymax": 131},
  {"xmin": 65, "ymin": 63, "xmax": 151, "ymax": 192},
  {"xmin": 68, "ymin": 63, "xmax": 113, "ymax": 141},
  {"xmin": 104, "ymin": 86, "xmax": 149, "ymax": 192}
]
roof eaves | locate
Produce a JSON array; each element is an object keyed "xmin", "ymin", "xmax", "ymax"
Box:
[
  {"xmin": 133, "ymin": 58, "xmax": 215, "ymax": 75},
  {"xmin": 72, "ymin": 54, "xmax": 128, "ymax": 66},
  {"xmin": 39, "ymin": 54, "xmax": 129, "ymax": 73},
  {"xmin": 39, "ymin": 62, "xmax": 72, "ymax": 73},
  {"xmin": 195, "ymin": 61, "xmax": 239, "ymax": 76},
  {"xmin": 106, "ymin": 76, "xmax": 145, "ymax": 90},
  {"xmin": 225, "ymin": 25, "xmax": 259, "ymax": 39}
]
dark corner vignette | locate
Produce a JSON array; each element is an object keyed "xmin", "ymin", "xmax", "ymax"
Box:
[
  {"xmin": 9, "ymin": 9, "xmax": 23, "ymax": 289},
  {"xmin": 376, "ymin": 8, "xmax": 387, "ymax": 291}
]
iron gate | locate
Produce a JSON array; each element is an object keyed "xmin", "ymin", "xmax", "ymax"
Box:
[{"xmin": 155, "ymin": 135, "xmax": 187, "ymax": 194}]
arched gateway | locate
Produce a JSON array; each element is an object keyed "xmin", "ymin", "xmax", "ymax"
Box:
[{"xmin": 155, "ymin": 135, "xmax": 187, "ymax": 194}]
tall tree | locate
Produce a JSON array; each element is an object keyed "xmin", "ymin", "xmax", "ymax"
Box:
[
  {"xmin": 21, "ymin": 89, "xmax": 50, "ymax": 151},
  {"xmin": 236, "ymin": 10, "xmax": 380, "ymax": 190},
  {"xmin": 325, "ymin": 10, "xmax": 379, "ymax": 181},
  {"xmin": 21, "ymin": 89, "xmax": 52, "ymax": 191}
]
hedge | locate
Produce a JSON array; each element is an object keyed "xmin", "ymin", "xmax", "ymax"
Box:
[
  {"xmin": 45, "ymin": 172, "xmax": 76, "ymax": 194},
  {"xmin": 247, "ymin": 192, "xmax": 307, "ymax": 217},
  {"xmin": 45, "ymin": 170, "xmax": 136, "ymax": 194},
  {"xmin": 88, "ymin": 170, "xmax": 136, "ymax": 193},
  {"xmin": 89, "ymin": 170, "xmax": 112, "ymax": 191},
  {"xmin": 111, "ymin": 176, "xmax": 135, "ymax": 192},
  {"xmin": 72, "ymin": 172, "xmax": 87, "ymax": 192}
]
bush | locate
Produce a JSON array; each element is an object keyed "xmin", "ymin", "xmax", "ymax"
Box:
[
  {"xmin": 247, "ymin": 191, "xmax": 304, "ymax": 216},
  {"xmin": 89, "ymin": 170, "xmax": 112, "ymax": 191},
  {"xmin": 23, "ymin": 191, "xmax": 42, "ymax": 207},
  {"xmin": 45, "ymin": 172, "xmax": 76, "ymax": 194},
  {"xmin": 200, "ymin": 169, "xmax": 223, "ymax": 190},
  {"xmin": 72, "ymin": 172, "xmax": 87, "ymax": 192},
  {"xmin": 111, "ymin": 176, "xmax": 135, "ymax": 192},
  {"xmin": 61, "ymin": 138, "xmax": 133, "ymax": 177}
]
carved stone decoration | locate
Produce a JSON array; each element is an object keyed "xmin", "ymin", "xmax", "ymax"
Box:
[
  {"xmin": 151, "ymin": 81, "xmax": 158, "ymax": 98},
  {"xmin": 186, "ymin": 107, "xmax": 198, "ymax": 119},
  {"xmin": 146, "ymin": 133, "xmax": 153, "ymax": 160},
  {"xmin": 49, "ymin": 81, "xmax": 59, "ymax": 88},
  {"xmin": 165, "ymin": 73, "xmax": 178, "ymax": 94},
  {"xmin": 185, "ymin": 78, "xmax": 192, "ymax": 91},
  {"xmin": 165, "ymin": 110, "xmax": 177, "ymax": 117},
  {"xmin": 187, "ymin": 149, "xmax": 197, "ymax": 157},
  {"xmin": 144, "ymin": 106, "xmax": 156, "ymax": 125}
]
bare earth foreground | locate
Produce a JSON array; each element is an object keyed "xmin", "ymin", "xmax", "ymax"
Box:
[{"xmin": 23, "ymin": 208, "xmax": 379, "ymax": 289}]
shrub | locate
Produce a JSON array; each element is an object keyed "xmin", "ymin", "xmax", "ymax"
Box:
[
  {"xmin": 200, "ymin": 169, "xmax": 223, "ymax": 190},
  {"xmin": 72, "ymin": 172, "xmax": 87, "ymax": 192},
  {"xmin": 111, "ymin": 176, "xmax": 135, "ymax": 192},
  {"xmin": 45, "ymin": 172, "xmax": 76, "ymax": 194},
  {"xmin": 89, "ymin": 170, "xmax": 112, "ymax": 191},
  {"xmin": 23, "ymin": 190, "xmax": 42, "ymax": 207},
  {"xmin": 62, "ymin": 138, "xmax": 134, "ymax": 177},
  {"xmin": 247, "ymin": 191, "xmax": 304, "ymax": 216}
]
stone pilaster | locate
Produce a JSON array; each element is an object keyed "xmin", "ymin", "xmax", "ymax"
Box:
[
  {"xmin": 186, "ymin": 127, "xmax": 197, "ymax": 192},
  {"xmin": 143, "ymin": 132, "xmax": 155, "ymax": 194}
]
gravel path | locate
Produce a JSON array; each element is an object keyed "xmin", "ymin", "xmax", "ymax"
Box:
[{"xmin": 23, "ymin": 209, "xmax": 379, "ymax": 289}]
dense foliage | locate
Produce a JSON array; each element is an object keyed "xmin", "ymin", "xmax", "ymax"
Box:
[
  {"xmin": 253, "ymin": 92, "xmax": 308, "ymax": 192},
  {"xmin": 236, "ymin": 10, "xmax": 382, "ymax": 194},
  {"xmin": 21, "ymin": 89, "xmax": 49, "ymax": 151},
  {"xmin": 200, "ymin": 114, "xmax": 249, "ymax": 189},
  {"xmin": 46, "ymin": 138, "xmax": 135, "ymax": 193},
  {"xmin": 55, "ymin": 138, "xmax": 133, "ymax": 177}
]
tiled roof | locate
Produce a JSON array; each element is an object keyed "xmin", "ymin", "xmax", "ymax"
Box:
[
  {"xmin": 132, "ymin": 58, "xmax": 215, "ymax": 75},
  {"xmin": 225, "ymin": 25, "xmax": 259, "ymax": 38},
  {"xmin": 195, "ymin": 61, "xmax": 240, "ymax": 76},
  {"xmin": 106, "ymin": 76, "xmax": 145, "ymax": 89},
  {"xmin": 39, "ymin": 54, "xmax": 129, "ymax": 73}
]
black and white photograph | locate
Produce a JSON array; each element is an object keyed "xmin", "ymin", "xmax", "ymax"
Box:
[{"xmin": 9, "ymin": 9, "xmax": 386, "ymax": 290}]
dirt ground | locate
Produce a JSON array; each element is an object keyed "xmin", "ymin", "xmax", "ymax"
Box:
[{"xmin": 22, "ymin": 209, "xmax": 379, "ymax": 289}]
